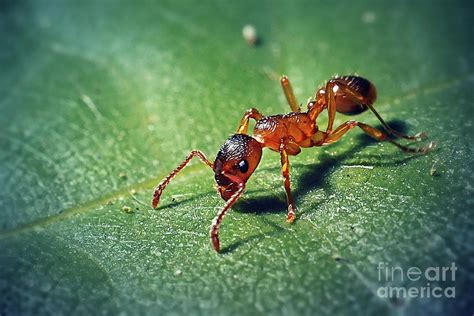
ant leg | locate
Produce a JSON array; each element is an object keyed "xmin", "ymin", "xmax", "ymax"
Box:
[
  {"xmin": 330, "ymin": 81, "xmax": 426, "ymax": 141},
  {"xmin": 366, "ymin": 103, "xmax": 427, "ymax": 141},
  {"xmin": 322, "ymin": 120, "xmax": 435, "ymax": 153},
  {"xmin": 152, "ymin": 150, "xmax": 213, "ymax": 208},
  {"xmin": 279, "ymin": 140, "xmax": 298, "ymax": 222},
  {"xmin": 324, "ymin": 81, "xmax": 338, "ymax": 133},
  {"xmin": 209, "ymin": 183, "xmax": 245, "ymax": 252},
  {"xmin": 280, "ymin": 75, "xmax": 301, "ymax": 112},
  {"xmin": 308, "ymin": 100, "xmax": 326, "ymax": 122},
  {"xmin": 236, "ymin": 108, "xmax": 263, "ymax": 134}
]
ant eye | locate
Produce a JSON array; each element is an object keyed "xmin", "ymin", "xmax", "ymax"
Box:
[{"xmin": 237, "ymin": 160, "xmax": 249, "ymax": 173}]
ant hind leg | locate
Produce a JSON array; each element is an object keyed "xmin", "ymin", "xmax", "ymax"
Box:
[
  {"xmin": 328, "ymin": 79, "xmax": 427, "ymax": 141},
  {"xmin": 322, "ymin": 120, "xmax": 435, "ymax": 153},
  {"xmin": 365, "ymin": 103, "xmax": 427, "ymax": 141}
]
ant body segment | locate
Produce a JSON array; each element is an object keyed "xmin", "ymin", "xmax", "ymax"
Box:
[{"xmin": 152, "ymin": 75, "xmax": 435, "ymax": 252}]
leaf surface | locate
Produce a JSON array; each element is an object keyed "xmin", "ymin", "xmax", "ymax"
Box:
[{"xmin": 1, "ymin": 1, "xmax": 473, "ymax": 315}]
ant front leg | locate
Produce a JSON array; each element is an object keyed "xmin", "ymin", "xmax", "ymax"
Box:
[
  {"xmin": 236, "ymin": 108, "xmax": 263, "ymax": 134},
  {"xmin": 279, "ymin": 139, "xmax": 299, "ymax": 223},
  {"xmin": 209, "ymin": 182, "xmax": 245, "ymax": 252},
  {"xmin": 280, "ymin": 75, "xmax": 301, "ymax": 112},
  {"xmin": 152, "ymin": 150, "xmax": 214, "ymax": 208},
  {"xmin": 322, "ymin": 120, "xmax": 435, "ymax": 153}
]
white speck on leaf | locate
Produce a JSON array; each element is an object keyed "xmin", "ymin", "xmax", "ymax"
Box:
[
  {"xmin": 361, "ymin": 11, "xmax": 376, "ymax": 24},
  {"xmin": 242, "ymin": 24, "xmax": 258, "ymax": 46}
]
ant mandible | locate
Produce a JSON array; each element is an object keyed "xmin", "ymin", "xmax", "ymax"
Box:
[{"xmin": 152, "ymin": 75, "xmax": 435, "ymax": 252}]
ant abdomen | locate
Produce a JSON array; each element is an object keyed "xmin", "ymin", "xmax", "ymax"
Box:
[{"xmin": 316, "ymin": 75, "xmax": 377, "ymax": 115}]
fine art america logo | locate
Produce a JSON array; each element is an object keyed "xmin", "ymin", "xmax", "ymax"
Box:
[{"xmin": 377, "ymin": 262, "xmax": 457, "ymax": 298}]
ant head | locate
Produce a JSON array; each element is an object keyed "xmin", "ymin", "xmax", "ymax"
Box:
[{"xmin": 213, "ymin": 134, "xmax": 262, "ymax": 200}]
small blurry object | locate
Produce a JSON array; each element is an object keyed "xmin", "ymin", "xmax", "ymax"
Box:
[
  {"xmin": 242, "ymin": 24, "xmax": 258, "ymax": 46},
  {"xmin": 361, "ymin": 11, "xmax": 376, "ymax": 24}
]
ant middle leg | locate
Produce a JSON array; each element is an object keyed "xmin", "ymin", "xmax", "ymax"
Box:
[
  {"xmin": 279, "ymin": 139, "xmax": 300, "ymax": 223},
  {"xmin": 236, "ymin": 108, "xmax": 263, "ymax": 134},
  {"xmin": 321, "ymin": 120, "xmax": 435, "ymax": 153}
]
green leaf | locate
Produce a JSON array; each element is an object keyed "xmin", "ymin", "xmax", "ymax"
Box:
[{"xmin": 1, "ymin": 0, "xmax": 473, "ymax": 315}]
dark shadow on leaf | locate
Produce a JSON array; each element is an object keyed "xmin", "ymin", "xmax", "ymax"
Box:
[
  {"xmin": 293, "ymin": 133, "xmax": 374, "ymax": 201},
  {"xmin": 234, "ymin": 195, "xmax": 287, "ymax": 215},
  {"xmin": 0, "ymin": 0, "xmax": 18, "ymax": 11},
  {"xmin": 219, "ymin": 232, "xmax": 262, "ymax": 254},
  {"xmin": 382, "ymin": 119, "xmax": 414, "ymax": 136},
  {"xmin": 254, "ymin": 36, "xmax": 263, "ymax": 47}
]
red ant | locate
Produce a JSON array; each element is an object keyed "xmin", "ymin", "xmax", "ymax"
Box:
[{"xmin": 152, "ymin": 75, "xmax": 435, "ymax": 252}]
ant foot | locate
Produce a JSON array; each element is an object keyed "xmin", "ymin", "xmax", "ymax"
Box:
[
  {"xmin": 286, "ymin": 205, "xmax": 296, "ymax": 223},
  {"xmin": 421, "ymin": 141, "xmax": 437, "ymax": 153},
  {"xmin": 211, "ymin": 233, "xmax": 221, "ymax": 253},
  {"xmin": 425, "ymin": 142, "xmax": 437, "ymax": 152},
  {"xmin": 151, "ymin": 190, "xmax": 162, "ymax": 209},
  {"xmin": 414, "ymin": 132, "xmax": 428, "ymax": 141}
]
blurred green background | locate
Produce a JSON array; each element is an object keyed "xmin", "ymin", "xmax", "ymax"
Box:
[{"xmin": 1, "ymin": 0, "xmax": 473, "ymax": 315}]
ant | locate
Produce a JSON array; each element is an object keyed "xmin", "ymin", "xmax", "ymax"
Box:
[{"xmin": 152, "ymin": 75, "xmax": 435, "ymax": 252}]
